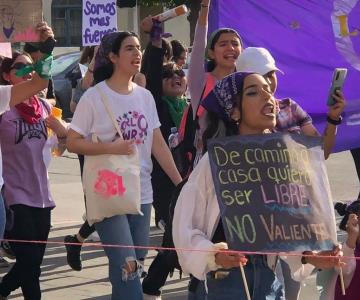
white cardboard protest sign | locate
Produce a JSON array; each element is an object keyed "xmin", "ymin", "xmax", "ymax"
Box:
[
  {"xmin": 82, "ymin": 0, "xmax": 118, "ymax": 46},
  {"xmin": 0, "ymin": 43, "xmax": 11, "ymax": 58}
]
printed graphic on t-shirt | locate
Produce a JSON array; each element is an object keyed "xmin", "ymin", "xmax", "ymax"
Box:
[
  {"xmin": 117, "ymin": 111, "xmax": 149, "ymax": 144},
  {"xmin": 12, "ymin": 118, "xmax": 47, "ymax": 144}
]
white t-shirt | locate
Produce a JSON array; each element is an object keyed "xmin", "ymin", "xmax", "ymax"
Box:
[
  {"xmin": 70, "ymin": 81, "xmax": 161, "ymax": 204},
  {"xmin": 0, "ymin": 86, "xmax": 11, "ymax": 187}
]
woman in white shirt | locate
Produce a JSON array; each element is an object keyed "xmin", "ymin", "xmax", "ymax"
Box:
[
  {"xmin": 67, "ymin": 31, "xmax": 182, "ymax": 300},
  {"xmin": 173, "ymin": 71, "xmax": 343, "ymax": 300}
]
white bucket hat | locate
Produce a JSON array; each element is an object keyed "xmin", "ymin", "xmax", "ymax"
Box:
[{"xmin": 236, "ymin": 47, "xmax": 284, "ymax": 75}]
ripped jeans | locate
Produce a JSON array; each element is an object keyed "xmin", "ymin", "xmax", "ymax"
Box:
[{"xmin": 95, "ymin": 204, "xmax": 152, "ymax": 300}]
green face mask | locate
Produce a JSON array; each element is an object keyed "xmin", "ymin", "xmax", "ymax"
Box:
[{"xmin": 15, "ymin": 54, "xmax": 53, "ymax": 79}]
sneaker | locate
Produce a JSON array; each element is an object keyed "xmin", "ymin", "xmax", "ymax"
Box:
[
  {"xmin": 0, "ymin": 257, "xmax": 9, "ymax": 268},
  {"xmin": 0, "ymin": 242, "xmax": 15, "ymax": 259},
  {"xmin": 87, "ymin": 231, "xmax": 100, "ymax": 242},
  {"xmin": 143, "ymin": 294, "xmax": 161, "ymax": 300},
  {"xmin": 64, "ymin": 235, "xmax": 82, "ymax": 271},
  {"xmin": 155, "ymin": 219, "xmax": 166, "ymax": 233},
  {"xmin": 141, "ymin": 270, "xmax": 148, "ymax": 278}
]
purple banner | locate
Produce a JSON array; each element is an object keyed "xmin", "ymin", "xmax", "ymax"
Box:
[{"xmin": 209, "ymin": 0, "xmax": 360, "ymax": 151}]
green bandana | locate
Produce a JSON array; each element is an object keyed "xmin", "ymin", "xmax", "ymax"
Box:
[
  {"xmin": 162, "ymin": 95, "xmax": 187, "ymax": 129},
  {"xmin": 16, "ymin": 54, "xmax": 53, "ymax": 79}
]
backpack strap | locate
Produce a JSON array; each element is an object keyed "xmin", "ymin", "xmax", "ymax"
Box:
[{"xmin": 96, "ymin": 85, "xmax": 124, "ymax": 140}]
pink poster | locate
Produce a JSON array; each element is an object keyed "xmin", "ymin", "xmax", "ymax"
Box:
[
  {"xmin": 0, "ymin": 42, "xmax": 11, "ymax": 58},
  {"xmin": 0, "ymin": 0, "xmax": 42, "ymax": 42}
]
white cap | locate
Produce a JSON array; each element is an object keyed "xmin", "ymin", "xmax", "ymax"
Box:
[{"xmin": 236, "ymin": 47, "xmax": 284, "ymax": 75}]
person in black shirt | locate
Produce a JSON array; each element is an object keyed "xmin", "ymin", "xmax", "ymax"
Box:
[{"xmin": 140, "ymin": 17, "xmax": 188, "ymax": 299}]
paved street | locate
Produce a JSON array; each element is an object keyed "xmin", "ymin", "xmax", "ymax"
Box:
[{"xmin": 0, "ymin": 150, "xmax": 358, "ymax": 299}]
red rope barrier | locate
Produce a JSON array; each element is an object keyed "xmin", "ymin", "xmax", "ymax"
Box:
[{"xmin": 1, "ymin": 238, "xmax": 356, "ymax": 260}]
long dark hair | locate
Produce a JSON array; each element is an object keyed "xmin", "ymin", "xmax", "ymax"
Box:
[
  {"xmin": 140, "ymin": 38, "xmax": 172, "ymax": 75},
  {"xmin": 171, "ymin": 40, "xmax": 186, "ymax": 63},
  {"xmin": 79, "ymin": 46, "xmax": 95, "ymax": 65},
  {"xmin": 206, "ymin": 28, "xmax": 243, "ymax": 72},
  {"xmin": 94, "ymin": 31, "xmax": 138, "ymax": 84},
  {"xmin": 0, "ymin": 51, "xmax": 32, "ymax": 85},
  {"xmin": 202, "ymin": 93, "xmax": 242, "ymax": 153}
]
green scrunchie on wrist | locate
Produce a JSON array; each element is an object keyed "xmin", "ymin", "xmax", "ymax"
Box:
[{"xmin": 15, "ymin": 54, "xmax": 53, "ymax": 79}]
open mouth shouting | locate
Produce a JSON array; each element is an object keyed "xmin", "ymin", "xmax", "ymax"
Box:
[
  {"xmin": 223, "ymin": 53, "xmax": 237, "ymax": 62},
  {"xmin": 261, "ymin": 102, "xmax": 276, "ymax": 118},
  {"xmin": 132, "ymin": 58, "xmax": 141, "ymax": 68}
]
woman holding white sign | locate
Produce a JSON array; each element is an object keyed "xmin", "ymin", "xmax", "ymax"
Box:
[{"xmin": 173, "ymin": 71, "xmax": 343, "ymax": 300}]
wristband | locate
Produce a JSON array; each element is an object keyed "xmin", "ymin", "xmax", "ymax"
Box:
[
  {"xmin": 150, "ymin": 19, "xmax": 172, "ymax": 42},
  {"xmin": 327, "ymin": 115, "xmax": 342, "ymax": 126},
  {"xmin": 201, "ymin": 4, "xmax": 209, "ymax": 7},
  {"xmin": 39, "ymin": 37, "xmax": 56, "ymax": 55}
]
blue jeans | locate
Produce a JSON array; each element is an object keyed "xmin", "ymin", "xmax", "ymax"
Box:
[
  {"xmin": 95, "ymin": 204, "xmax": 152, "ymax": 300},
  {"xmin": 0, "ymin": 193, "xmax": 5, "ymax": 239},
  {"xmin": 206, "ymin": 256, "xmax": 284, "ymax": 300},
  {"xmin": 188, "ymin": 279, "xmax": 207, "ymax": 300}
]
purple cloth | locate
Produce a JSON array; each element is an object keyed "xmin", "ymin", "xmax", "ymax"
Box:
[
  {"xmin": 209, "ymin": 0, "xmax": 360, "ymax": 151},
  {"xmin": 150, "ymin": 20, "xmax": 172, "ymax": 42}
]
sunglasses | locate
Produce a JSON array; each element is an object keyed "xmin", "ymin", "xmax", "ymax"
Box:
[
  {"xmin": 162, "ymin": 69, "xmax": 185, "ymax": 79},
  {"xmin": 11, "ymin": 62, "xmax": 32, "ymax": 71}
]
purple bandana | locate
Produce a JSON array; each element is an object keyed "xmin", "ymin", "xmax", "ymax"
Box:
[
  {"xmin": 202, "ymin": 72, "xmax": 254, "ymax": 122},
  {"xmin": 94, "ymin": 32, "xmax": 121, "ymax": 72}
]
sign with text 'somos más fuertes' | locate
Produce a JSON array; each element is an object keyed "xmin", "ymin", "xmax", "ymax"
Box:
[
  {"xmin": 208, "ymin": 133, "xmax": 337, "ymax": 253},
  {"xmin": 82, "ymin": 0, "xmax": 117, "ymax": 46}
]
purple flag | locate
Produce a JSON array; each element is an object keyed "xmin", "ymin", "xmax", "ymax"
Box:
[{"xmin": 209, "ymin": 0, "xmax": 360, "ymax": 151}]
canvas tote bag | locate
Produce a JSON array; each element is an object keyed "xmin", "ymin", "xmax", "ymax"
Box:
[{"xmin": 83, "ymin": 86, "xmax": 142, "ymax": 226}]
